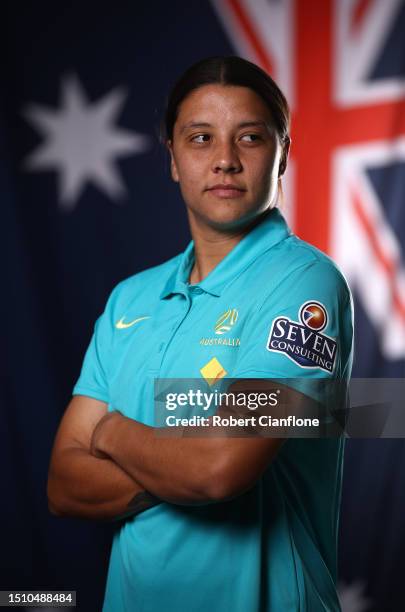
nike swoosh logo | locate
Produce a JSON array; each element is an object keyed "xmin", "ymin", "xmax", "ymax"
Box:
[{"xmin": 115, "ymin": 316, "xmax": 151, "ymax": 329}]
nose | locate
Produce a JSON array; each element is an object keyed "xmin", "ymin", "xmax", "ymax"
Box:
[{"xmin": 212, "ymin": 140, "xmax": 242, "ymax": 174}]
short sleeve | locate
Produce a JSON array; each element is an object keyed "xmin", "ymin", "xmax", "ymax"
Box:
[
  {"xmin": 72, "ymin": 284, "xmax": 121, "ymax": 403},
  {"xmin": 232, "ymin": 259, "xmax": 354, "ymax": 405}
]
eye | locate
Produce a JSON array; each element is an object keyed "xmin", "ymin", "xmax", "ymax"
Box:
[
  {"xmin": 240, "ymin": 133, "xmax": 262, "ymax": 143},
  {"xmin": 191, "ymin": 134, "xmax": 211, "ymax": 144}
]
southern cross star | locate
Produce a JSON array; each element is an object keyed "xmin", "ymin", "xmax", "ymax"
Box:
[{"xmin": 23, "ymin": 73, "xmax": 151, "ymax": 210}]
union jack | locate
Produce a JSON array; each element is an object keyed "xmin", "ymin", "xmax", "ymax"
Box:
[{"xmin": 211, "ymin": 0, "xmax": 405, "ymax": 362}]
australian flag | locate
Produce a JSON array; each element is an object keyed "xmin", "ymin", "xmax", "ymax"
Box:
[{"xmin": 2, "ymin": 1, "xmax": 405, "ymax": 611}]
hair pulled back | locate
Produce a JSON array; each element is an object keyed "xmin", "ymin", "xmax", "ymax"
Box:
[{"xmin": 163, "ymin": 56, "xmax": 290, "ymax": 175}]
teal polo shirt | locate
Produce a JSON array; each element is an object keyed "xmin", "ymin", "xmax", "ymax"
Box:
[{"xmin": 73, "ymin": 207, "xmax": 353, "ymax": 612}]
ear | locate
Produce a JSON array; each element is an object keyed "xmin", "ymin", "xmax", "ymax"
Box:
[
  {"xmin": 167, "ymin": 140, "xmax": 179, "ymax": 183},
  {"xmin": 278, "ymin": 137, "xmax": 291, "ymax": 178}
]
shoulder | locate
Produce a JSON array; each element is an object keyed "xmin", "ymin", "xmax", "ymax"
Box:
[
  {"xmin": 251, "ymin": 234, "xmax": 353, "ymax": 315},
  {"xmin": 113, "ymin": 253, "xmax": 181, "ymax": 296},
  {"xmin": 102, "ymin": 252, "xmax": 182, "ymax": 315},
  {"xmin": 268, "ymin": 234, "xmax": 350, "ymax": 295},
  {"xmin": 284, "ymin": 235, "xmax": 350, "ymax": 287}
]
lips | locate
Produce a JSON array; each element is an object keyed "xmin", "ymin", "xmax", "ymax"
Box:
[{"xmin": 206, "ymin": 184, "xmax": 246, "ymax": 198}]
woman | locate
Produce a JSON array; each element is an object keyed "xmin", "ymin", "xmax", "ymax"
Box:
[{"xmin": 48, "ymin": 56, "xmax": 353, "ymax": 611}]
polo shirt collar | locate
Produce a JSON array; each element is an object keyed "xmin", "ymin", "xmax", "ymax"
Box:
[{"xmin": 160, "ymin": 207, "xmax": 291, "ymax": 299}]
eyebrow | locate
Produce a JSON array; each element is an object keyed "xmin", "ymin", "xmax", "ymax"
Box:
[{"xmin": 180, "ymin": 120, "xmax": 271, "ymax": 132}]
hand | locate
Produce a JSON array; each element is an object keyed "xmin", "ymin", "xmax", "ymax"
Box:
[{"xmin": 90, "ymin": 410, "xmax": 124, "ymax": 459}]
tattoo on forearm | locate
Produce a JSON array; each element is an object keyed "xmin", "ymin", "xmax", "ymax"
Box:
[{"xmin": 114, "ymin": 492, "xmax": 161, "ymax": 521}]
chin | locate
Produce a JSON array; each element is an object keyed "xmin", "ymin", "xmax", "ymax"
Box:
[
  {"xmin": 187, "ymin": 198, "xmax": 269, "ymax": 232},
  {"xmin": 203, "ymin": 210, "xmax": 258, "ymax": 232}
]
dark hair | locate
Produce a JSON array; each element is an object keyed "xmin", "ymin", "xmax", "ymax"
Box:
[{"xmin": 163, "ymin": 55, "xmax": 291, "ymax": 174}]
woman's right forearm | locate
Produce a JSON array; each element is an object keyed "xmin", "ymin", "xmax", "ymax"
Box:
[{"xmin": 47, "ymin": 447, "xmax": 160, "ymax": 521}]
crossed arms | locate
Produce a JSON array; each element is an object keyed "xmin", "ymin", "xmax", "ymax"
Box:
[{"xmin": 47, "ymin": 380, "xmax": 287, "ymax": 522}]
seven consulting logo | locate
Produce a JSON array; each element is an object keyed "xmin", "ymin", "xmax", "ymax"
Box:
[
  {"xmin": 299, "ymin": 302, "xmax": 328, "ymax": 331},
  {"xmin": 267, "ymin": 301, "xmax": 337, "ymax": 373}
]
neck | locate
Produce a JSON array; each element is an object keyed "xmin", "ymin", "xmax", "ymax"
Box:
[{"xmin": 187, "ymin": 209, "xmax": 271, "ymax": 284}]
